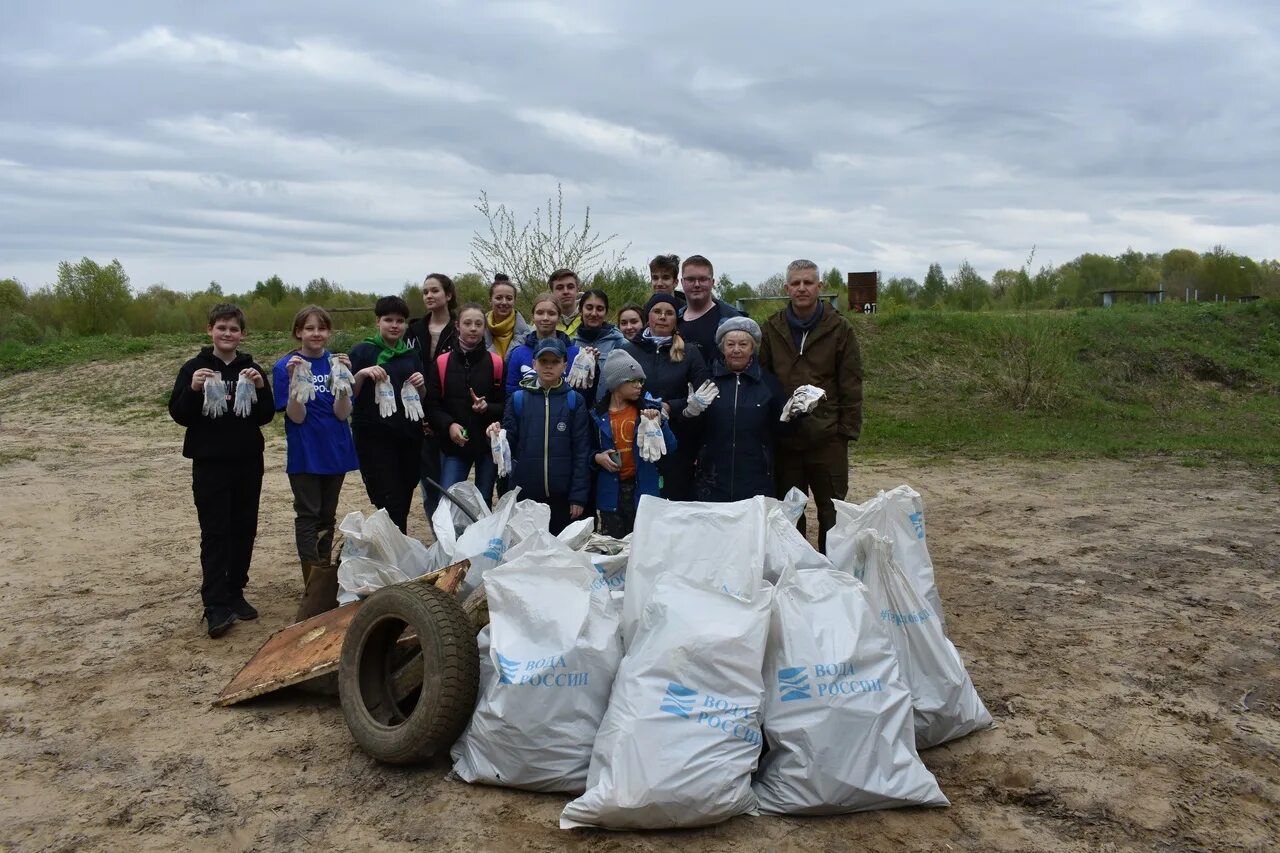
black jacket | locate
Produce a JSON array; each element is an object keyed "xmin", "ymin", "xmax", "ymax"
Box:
[
  {"xmin": 405, "ymin": 315, "xmax": 458, "ymax": 362},
  {"xmin": 347, "ymin": 342, "xmax": 425, "ymax": 439},
  {"xmin": 620, "ymin": 336, "xmax": 710, "ymax": 421},
  {"xmin": 169, "ymin": 347, "xmax": 275, "ymax": 459},
  {"xmin": 695, "ymin": 358, "xmax": 785, "ymax": 502},
  {"xmin": 425, "ymin": 343, "xmax": 505, "ymax": 461}
]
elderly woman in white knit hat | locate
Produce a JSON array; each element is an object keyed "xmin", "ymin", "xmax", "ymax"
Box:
[{"xmin": 694, "ymin": 317, "xmax": 790, "ymax": 502}]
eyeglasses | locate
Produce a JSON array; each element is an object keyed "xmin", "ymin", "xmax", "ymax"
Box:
[
  {"xmin": 681, "ymin": 276, "xmax": 712, "ymax": 285},
  {"xmin": 627, "ymin": 379, "xmax": 645, "ymax": 386}
]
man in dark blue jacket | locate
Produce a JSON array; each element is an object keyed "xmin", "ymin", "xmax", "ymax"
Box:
[{"xmin": 498, "ymin": 337, "xmax": 591, "ymax": 533}]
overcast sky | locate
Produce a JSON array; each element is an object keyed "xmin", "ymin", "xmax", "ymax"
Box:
[{"xmin": 2, "ymin": 1, "xmax": 1277, "ymax": 292}]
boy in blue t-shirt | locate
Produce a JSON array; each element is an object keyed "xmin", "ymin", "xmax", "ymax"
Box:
[{"xmin": 272, "ymin": 305, "xmax": 361, "ymax": 621}]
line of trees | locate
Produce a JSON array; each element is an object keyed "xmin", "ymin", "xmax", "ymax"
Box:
[{"xmin": 2, "ymin": 246, "xmax": 1276, "ymax": 346}]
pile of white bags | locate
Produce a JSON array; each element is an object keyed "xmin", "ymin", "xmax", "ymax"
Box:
[
  {"xmin": 560, "ymin": 574, "xmax": 772, "ymax": 829},
  {"xmin": 847, "ymin": 529, "xmax": 993, "ymax": 748},
  {"xmin": 829, "ymin": 485, "xmax": 947, "ymax": 631},
  {"xmin": 335, "ymin": 508, "xmax": 451, "ymax": 604},
  {"xmin": 754, "ymin": 567, "xmax": 948, "ymax": 814},
  {"xmin": 451, "ymin": 532, "xmax": 623, "ymax": 792}
]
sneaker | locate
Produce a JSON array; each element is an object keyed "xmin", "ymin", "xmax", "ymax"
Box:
[
  {"xmin": 206, "ymin": 609, "xmax": 238, "ymax": 638},
  {"xmin": 233, "ymin": 597, "xmax": 259, "ymax": 621}
]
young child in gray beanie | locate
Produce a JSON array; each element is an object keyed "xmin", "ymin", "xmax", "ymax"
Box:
[{"xmin": 591, "ymin": 349, "xmax": 675, "ymax": 537}]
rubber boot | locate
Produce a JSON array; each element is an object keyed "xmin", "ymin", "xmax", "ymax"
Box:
[
  {"xmin": 300, "ymin": 559, "xmax": 314, "ymax": 586},
  {"xmin": 294, "ymin": 561, "xmax": 339, "ymax": 623}
]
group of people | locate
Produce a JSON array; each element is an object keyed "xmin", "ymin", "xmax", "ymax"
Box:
[{"xmin": 168, "ymin": 254, "xmax": 863, "ymax": 638}]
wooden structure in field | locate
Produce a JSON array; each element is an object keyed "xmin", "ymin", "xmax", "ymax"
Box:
[{"xmin": 847, "ymin": 272, "xmax": 878, "ymax": 314}]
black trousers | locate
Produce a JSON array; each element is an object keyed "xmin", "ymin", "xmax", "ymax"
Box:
[
  {"xmin": 354, "ymin": 429, "xmax": 422, "ymax": 534},
  {"xmin": 598, "ymin": 481, "xmax": 637, "ymax": 538},
  {"xmin": 775, "ymin": 439, "xmax": 850, "ymax": 554},
  {"xmin": 288, "ymin": 472, "xmax": 345, "ymax": 565},
  {"xmin": 192, "ymin": 456, "xmax": 263, "ymax": 614}
]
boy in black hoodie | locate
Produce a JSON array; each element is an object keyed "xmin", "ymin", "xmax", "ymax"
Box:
[{"xmin": 168, "ymin": 303, "xmax": 275, "ymax": 637}]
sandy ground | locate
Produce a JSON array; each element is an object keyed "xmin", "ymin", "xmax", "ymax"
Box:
[{"xmin": 1, "ymin": 355, "xmax": 1278, "ymax": 852}]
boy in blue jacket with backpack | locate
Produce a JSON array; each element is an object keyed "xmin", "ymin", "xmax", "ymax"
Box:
[{"xmin": 490, "ymin": 337, "xmax": 591, "ymax": 533}]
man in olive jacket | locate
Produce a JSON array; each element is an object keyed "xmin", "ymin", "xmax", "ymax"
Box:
[{"xmin": 758, "ymin": 259, "xmax": 863, "ymax": 553}]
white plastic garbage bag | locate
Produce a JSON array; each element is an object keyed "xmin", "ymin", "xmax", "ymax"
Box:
[
  {"xmin": 336, "ymin": 509, "xmax": 451, "ymax": 603},
  {"xmin": 560, "ymin": 574, "xmax": 772, "ymax": 829},
  {"xmin": 556, "ymin": 517, "xmax": 595, "ymax": 550},
  {"xmin": 622, "ymin": 495, "xmax": 769, "ymax": 645},
  {"xmin": 754, "ymin": 567, "xmax": 948, "ymax": 814},
  {"xmin": 451, "ymin": 532, "xmax": 623, "ymax": 792},
  {"xmin": 848, "ymin": 530, "xmax": 992, "ymax": 748},
  {"xmin": 830, "ymin": 485, "xmax": 947, "ymax": 631},
  {"xmin": 503, "ymin": 497, "xmax": 549, "ymax": 545},
  {"xmin": 763, "ymin": 493, "xmax": 833, "ymax": 584},
  {"xmin": 454, "ymin": 491, "xmax": 518, "ymax": 598}
]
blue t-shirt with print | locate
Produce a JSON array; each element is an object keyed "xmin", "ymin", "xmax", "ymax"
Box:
[{"xmin": 272, "ymin": 350, "xmax": 360, "ymax": 476}]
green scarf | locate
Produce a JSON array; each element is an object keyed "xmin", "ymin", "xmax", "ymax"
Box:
[{"xmin": 363, "ymin": 335, "xmax": 409, "ymax": 366}]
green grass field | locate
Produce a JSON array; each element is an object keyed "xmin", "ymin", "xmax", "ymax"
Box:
[{"xmin": 3, "ymin": 301, "xmax": 1277, "ymax": 468}]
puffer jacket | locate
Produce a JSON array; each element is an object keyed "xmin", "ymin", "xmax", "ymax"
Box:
[
  {"xmin": 590, "ymin": 395, "xmax": 676, "ymax": 512},
  {"xmin": 758, "ymin": 304, "xmax": 863, "ymax": 449},
  {"xmin": 425, "ymin": 342, "xmax": 505, "ymax": 461},
  {"xmin": 169, "ymin": 347, "xmax": 275, "ymax": 459},
  {"xmin": 501, "ymin": 376, "xmax": 591, "ymax": 503},
  {"xmin": 619, "ymin": 335, "xmax": 710, "ymax": 420},
  {"xmin": 503, "ymin": 330, "xmax": 581, "ymax": 397},
  {"xmin": 694, "ymin": 359, "xmax": 785, "ymax": 502}
]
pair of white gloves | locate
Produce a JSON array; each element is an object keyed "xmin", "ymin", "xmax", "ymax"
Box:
[
  {"xmin": 780, "ymin": 384, "xmax": 826, "ymax": 422},
  {"xmin": 291, "ymin": 356, "xmax": 357, "ymax": 404},
  {"xmin": 683, "ymin": 380, "xmax": 720, "ymax": 417},
  {"xmin": 567, "ymin": 349, "xmax": 597, "ymax": 389},
  {"xmin": 637, "ymin": 410, "xmax": 667, "ymax": 462},
  {"xmin": 202, "ymin": 374, "xmax": 257, "ymax": 418},
  {"xmin": 374, "ymin": 379, "xmax": 425, "ymax": 421},
  {"xmin": 488, "ymin": 425, "xmax": 512, "ymax": 476}
]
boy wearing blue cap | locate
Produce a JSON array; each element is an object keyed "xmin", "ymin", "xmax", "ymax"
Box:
[{"xmin": 490, "ymin": 336, "xmax": 591, "ymax": 533}]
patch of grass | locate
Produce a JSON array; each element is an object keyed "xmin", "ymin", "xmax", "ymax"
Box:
[{"xmin": 0, "ymin": 447, "xmax": 38, "ymax": 466}]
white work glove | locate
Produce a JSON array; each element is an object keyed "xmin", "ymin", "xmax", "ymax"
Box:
[
  {"xmin": 567, "ymin": 349, "xmax": 596, "ymax": 389},
  {"xmin": 233, "ymin": 375, "xmax": 256, "ymax": 418},
  {"xmin": 400, "ymin": 379, "xmax": 424, "ymax": 422},
  {"xmin": 490, "ymin": 428, "xmax": 512, "ymax": 477},
  {"xmin": 637, "ymin": 411, "xmax": 667, "ymax": 462},
  {"xmin": 202, "ymin": 376, "xmax": 227, "ymax": 418},
  {"xmin": 780, "ymin": 384, "xmax": 826, "ymax": 422},
  {"xmin": 327, "ymin": 355, "xmax": 354, "ymax": 399},
  {"xmin": 683, "ymin": 380, "xmax": 719, "ymax": 417},
  {"xmin": 374, "ymin": 378, "xmax": 397, "ymax": 418},
  {"xmin": 290, "ymin": 360, "xmax": 316, "ymax": 404}
]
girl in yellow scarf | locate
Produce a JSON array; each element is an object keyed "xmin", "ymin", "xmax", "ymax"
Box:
[{"xmin": 485, "ymin": 276, "xmax": 530, "ymax": 359}]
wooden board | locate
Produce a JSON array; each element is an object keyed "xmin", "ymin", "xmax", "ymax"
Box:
[{"xmin": 214, "ymin": 559, "xmax": 470, "ymax": 707}]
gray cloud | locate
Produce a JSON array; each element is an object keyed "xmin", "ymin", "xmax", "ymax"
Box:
[{"xmin": 1, "ymin": 0, "xmax": 1276, "ymax": 292}]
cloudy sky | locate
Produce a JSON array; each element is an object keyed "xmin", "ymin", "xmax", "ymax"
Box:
[{"xmin": 2, "ymin": 1, "xmax": 1277, "ymax": 292}]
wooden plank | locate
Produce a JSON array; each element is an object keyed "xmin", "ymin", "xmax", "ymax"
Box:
[{"xmin": 214, "ymin": 559, "xmax": 471, "ymax": 707}]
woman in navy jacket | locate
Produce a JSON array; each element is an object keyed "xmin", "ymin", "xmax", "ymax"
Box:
[{"xmin": 694, "ymin": 317, "xmax": 788, "ymax": 502}]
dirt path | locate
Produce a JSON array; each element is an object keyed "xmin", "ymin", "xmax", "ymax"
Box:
[{"xmin": 1, "ymin": 359, "xmax": 1277, "ymax": 851}]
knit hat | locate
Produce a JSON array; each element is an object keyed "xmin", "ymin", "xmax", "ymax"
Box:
[
  {"xmin": 715, "ymin": 316, "xmax": 762, "ymax": 348},
  {"xmin": 601, "ymin": 349, "xmax": 646, "ymax": 392},
  {"xmin": 643, "ymin": 293, "xmax": 679, "ymax": 318}
]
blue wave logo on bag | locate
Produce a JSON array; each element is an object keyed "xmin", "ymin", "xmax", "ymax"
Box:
[
  {"xmin": 484, "ymin": 536, "xmax": 506, "ymax": 561},
  {"xmin": 660, "ymin": 681, "xmax": 697, "ymax": 718},
  {"xmin": 777, "ymin": 667, "xmax": 811, "ymax": 702},
  {"xmin": 496, "ymin": 652, "xmax": 521, "ymax": 684},
  {"xmin": 909, "ymin": 510, "xmax": 925, "ymax": 539}
]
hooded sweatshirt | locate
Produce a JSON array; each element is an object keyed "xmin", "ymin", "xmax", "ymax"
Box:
[{"xmin": 169, "ymin": 346, "xmax": 275, "ymax": 459}]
